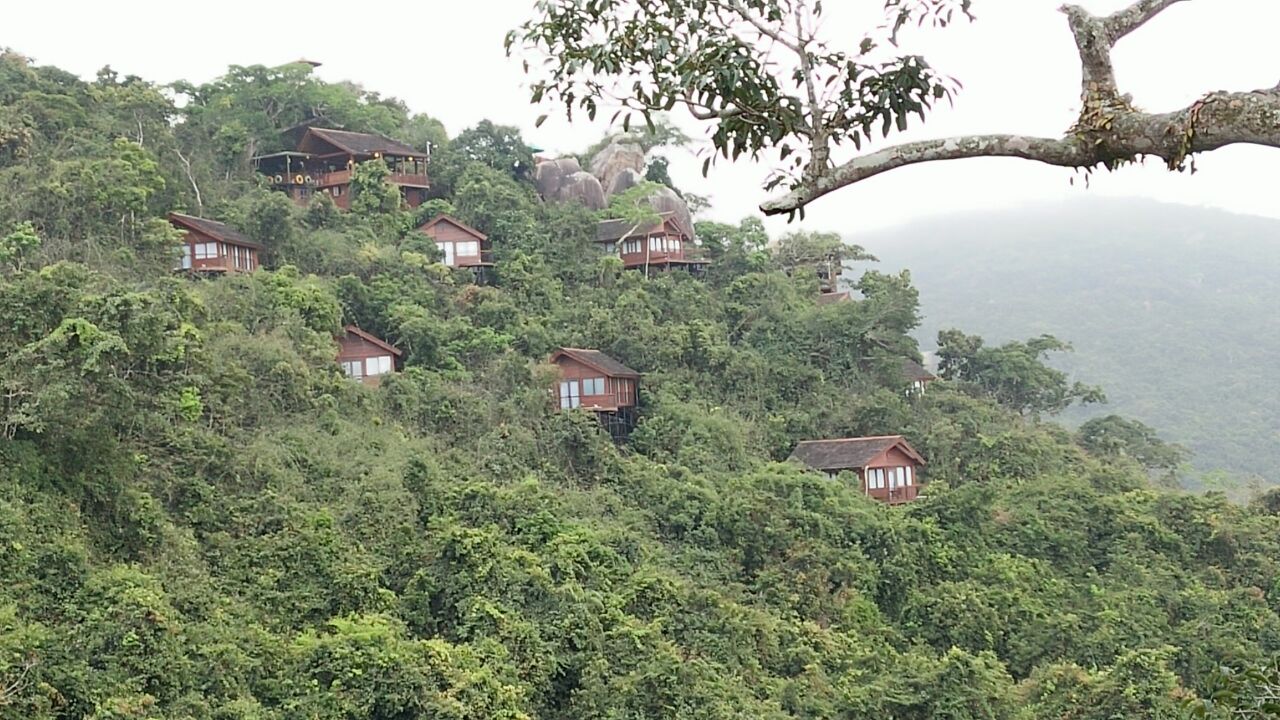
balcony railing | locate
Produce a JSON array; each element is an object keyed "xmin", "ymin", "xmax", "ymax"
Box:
[{"xmin": 266, "ymin": 167, "xmax": 430, "ymax": 189}]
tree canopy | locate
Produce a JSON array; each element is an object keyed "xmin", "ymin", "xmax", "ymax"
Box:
[{"xmin": 0, "ymin": 47, "xmax": 1275, "ymax": 720}]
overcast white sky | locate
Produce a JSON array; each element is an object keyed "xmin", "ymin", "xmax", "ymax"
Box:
[{"xmin": 7, "ymin": 0, "xmax": 1280, "ymax": 237}]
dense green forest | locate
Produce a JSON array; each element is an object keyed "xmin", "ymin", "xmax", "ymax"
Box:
[
  {"xmin": 864, "ymin": 199, "xmax": 1280, "ymax": 489},
  {"xmin": 4, "ymin": 50, "xmax": 1280, "ymax": 719}
]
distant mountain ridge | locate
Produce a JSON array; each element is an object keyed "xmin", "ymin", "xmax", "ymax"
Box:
[{"xmin": 855, "ymin": 197, "xmax": 1280, "ymax": 484}]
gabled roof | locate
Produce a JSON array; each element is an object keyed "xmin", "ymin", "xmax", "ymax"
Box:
[
  {"xmin": 816, "ymin": 291, "xmax": 851, "ymax": 305},
  {"xmin": 596, "ymin": 212, "xmax": 686, "ymax": 243},
  {"xmin": 342, "ymin": 325, "xmax": 403, "ymax": 357},
  {"xmin": 550, "ymin": 348, "xmax": 640, "ymax": 379},
  {"xmin": 168, "ymin": 212, "xmax": 263, "ymax": 250},
  {"xmin": 304, "ymin": 127, "xmax": 420, "ymax": 157},
  {"xmin": 417, "ymin": 213, "xmax": 488, "ymax": 241},
  {"xmin": 900, "ymin": 358, "xmax": 936, "ymax": 382},
  {"xmin": 789, "ymin": 435, "xmax": 925, "ymax": 472}
]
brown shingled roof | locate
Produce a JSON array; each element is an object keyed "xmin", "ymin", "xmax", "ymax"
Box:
[
  {"xmin": 550, "ymin": 348, "xmax": 640, "ymax": 378},
  {"xmin": 596, "ymin": 212, "xmax": 684, "ymax": 243},
  {"xmin": 417, "ymin": 214, "xmax": 488, "ymax": 241},
  {"xmin": 306, "ymin": 127, "xmax": 420, "ymax": 157},
  {"xmin": 900, "ymin": 358, "xmax": 936, "ymax": 382},
  {"xmin": 168, "ymin": 212, "xmax": 263, "ymax": 250},
  {"xmin": 789, "ymin": 435, "xmax": 925, "ymax": 472},
  {"xmin": 343, "ymin": 326, "xmax": 402, "ymax": 356}
]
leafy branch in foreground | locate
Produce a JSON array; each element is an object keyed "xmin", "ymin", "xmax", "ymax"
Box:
[
  {"xmin": 512, "ymin": 0, "xmax": 1280, "ymax": 217},
  {"xmin": 508, "ymin": 0, "xmax": 969, "ymax": 217}
]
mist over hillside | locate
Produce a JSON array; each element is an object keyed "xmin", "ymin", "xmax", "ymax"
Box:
[{"xmin": 857, "ymin": 197, "xmax": 1280, "ymax": 485}]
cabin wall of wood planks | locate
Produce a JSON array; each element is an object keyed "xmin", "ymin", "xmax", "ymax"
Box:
[{"xmin": 554, "ymin": 356, "xmax": 637, "ymax": 410}]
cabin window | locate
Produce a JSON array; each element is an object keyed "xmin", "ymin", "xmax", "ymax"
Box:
[
  {"xmin": 180, "ymin": 246, "xmax": 192, "ymax": 269},
  {"xmin": 436, "ymin": 241, "xmax": 455, "ymax": 266},
  {"xmin": 333, "ymin": 186, "xmax": 343, "ymax": 197},
  {"xmin": 905, "ymin": 466, "xmax": 914, "ymax": 486},
  {"xmin": 342, "ymin": 360, "xmax": 364, "ymax": 379},
  {"xmin": 457, "ymin": 241, "xmax": 480, "ymax": 257},
  {"xmin": 558, "ymin": 381, "xmax": 581, "ymax": 409},
  {"xmin": 671, "ymin": 238, "xmax": 682, "ymax": 252},
  {"xmin": 623, "ymin": 239, "xmax": 641, "ymax": 254},
  {"xmin": 602, "ymin": 241, "xmax": 617, "ymax": 254},
  {"xmin": 367, "ymin": 355, "xmax": 393, "ymax": 376},
  {"xmin": 194, "ymin": 242, "xmax": 217, "ymax": 260},
  {"xmin": 867, "ymin": 468, "xmax": 886, "ymax": 490},
  {"xmin": 581, "ymin": 377, "xmax": 605, "ymax": 395}
]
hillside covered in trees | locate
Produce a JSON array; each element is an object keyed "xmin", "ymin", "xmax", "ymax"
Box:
[
  {"xmin": 863, "ymin": 199, "xmax": 1280, "ymax": 489},
  {"xmin": 4, "ymin": 50, "xmax": 1280, "ymax": 719}
]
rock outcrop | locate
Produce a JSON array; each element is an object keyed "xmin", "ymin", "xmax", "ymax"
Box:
[
  {"xmin": 533, "ymin": 157, "xmax": 581, "ymax": 199},
  {"xmin": 532, "ymin": 139, "xmax": 694, "ymax": 236},
  {"xmin": 645, "ymin": 185, "xmax": 695, "ymax": 238},
  {"xmin": 605, "ymin": 167, "xmax": 644, "ymax": 198},
  {"xmin": 558, "ymin": 171, "xmax": 607, "ymax": 210},
  {"xmin": 588, "ymin": 142, "xmax": 646, "ymax": 197},
  {"xmin": 534, "ymin": 157, "xmax": 606, "ymax": 210}
]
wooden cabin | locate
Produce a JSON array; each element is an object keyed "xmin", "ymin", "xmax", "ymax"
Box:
[
  {"xmin": 550, "ymin": 348, "xmax": 640, "ymax": 438},
  {"xmin": 595, "ymin": 213, "xmax": 707, "ymax": 275},
  {"xmin": 336, "ymin": 326, "xmax": 402, "ymax": 386},
  {"xmin": 900, "ymin": 358, "xmax": 937, "ymax": 395},
  {"xmin": 253, "ymin": 127, "xmax": 429, "ymax": 210},
  {"xmin": 416, "ymin": 214, "xmax": 494, "ymax": 273},
  {"xmin": 169, "ymin": 212, "xmax": 262, "ymax": 274},
  {"xmin": 789, "ymin": 435, "xmax": 926, "ymax": 504}
]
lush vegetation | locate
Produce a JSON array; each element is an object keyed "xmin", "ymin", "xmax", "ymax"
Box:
[
  {"xmin": 2, "ymin": 50, "xmax": 1280, "ymax": 719},
  {"xmin": 866, "ymin": 198, "xmax": 1280, "ymax": 491}
]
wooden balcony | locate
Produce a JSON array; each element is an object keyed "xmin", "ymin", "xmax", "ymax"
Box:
[
  {"xmin": 454, "ymin": 250, "xmax": 495, "ymax": 268},
  {"xmin": 389, "ymin": 172, "xmax": 430, "ymax": 188},
  {"xmin": 313, "ymin": 169, "xmax": 429, "ymax": 189},
  {"xmin": 872, "ymin": 484, "xmax": 923, "ymax": 505}
]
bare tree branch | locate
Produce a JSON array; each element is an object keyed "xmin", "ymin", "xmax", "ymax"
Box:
[
  {"xmin": 759, "ymin": 0, "xmax": 1275, "ymax": 216},
  {"xmin": 174, "ymin": 147, "xmax": 204, "ymax": 215},
  {"xmin": 762, "ymin": 134, "xmax": 1091, "ymax": 214},
  {"xmin": 764, "ymin": 87, "xmax": 1280, "ymax": 214},
  {"xmin": 724, "ymin": 0, "xmax": 803, "ymax": 53},
  {"xmin": 1104, "ymin": 0, "xmax": 1191, "ymax": 40}
]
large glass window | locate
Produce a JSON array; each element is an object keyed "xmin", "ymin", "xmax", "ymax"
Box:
[
  {"xmin": 558, "ymin": 380, "xmax": 581, "ymax": 409},
  {"xmin": 181, "ymin": 246, "xmax": 192, "ymax": 269},
  {"xmin": 195, "ymin": 242, "xmax": 217, "ymax": 260},
  {"xmin": 437, "ymin": 241, "xmax": 455, "ymax": 266},
  {"xmin": 342, "ymin": 360, "xmax": 364, "ymax": 379},
  {"xmin": 457, "ymin": 241, "xmax": 480, "ymax": 257},
  {"xmin": 582, "ymin": 377, "xmax": 605, "ymax": 395},
  {"xmin": 367, "ymin": 355, "xmax": 393, "ymax": 376}
]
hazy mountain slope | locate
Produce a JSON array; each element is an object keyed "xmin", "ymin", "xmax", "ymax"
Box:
[{"xmin": 859, "ymin": 197, "xmax": 1280, "ymax": 483}]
